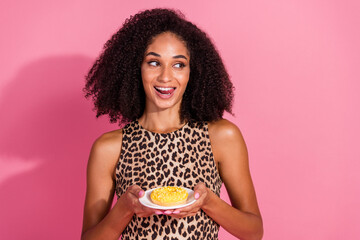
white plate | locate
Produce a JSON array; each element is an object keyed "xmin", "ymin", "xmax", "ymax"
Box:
[{"xmin": 139, "ymin": 187, "xmax": 196, "ymax": 210}]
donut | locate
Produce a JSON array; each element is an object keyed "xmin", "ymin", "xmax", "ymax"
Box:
[{"xmin": 150, "ymin": 186, "xmax": 189, "ymax": 206}]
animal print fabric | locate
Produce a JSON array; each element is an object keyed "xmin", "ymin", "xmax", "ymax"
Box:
[{"xmin": 115, "ymin": 120, "xmax": 222, "ymax": 240}]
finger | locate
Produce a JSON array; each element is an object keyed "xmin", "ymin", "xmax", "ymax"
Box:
[
  {"xmin": 176, "ymin": 202, "xmax": 201, "ymax": 213},
  {"xmin": 128, "ymin": 185, "xmax": 144, "ymax": 198},
  {"xmin": 155, "ymin": 210, "xmax": 164, "ymax": 215},
  {"xmin": 163, "ymin": 210, "xmax": 174, "ymax": 215},
  {"xmin": 194, "ymin": 192, "xmax": 200, "ymax": 200},
  {"xmin": 135, "ymin": 206, "xmax": 157, "ymax": 217},
  {"xmin": 138, "ymin": 189, "xmax": 145, "ymax": 198},
  {"xmin": 141, "ymin": 205, "xmax": 164, "ymax": 215},
  {"xmin": 169, "ymin": 210, "xmax": 185, "ymax": 217},
  {"xmin": 172, "ymin": 210, "xmax": 180, "ymax": 214},
  {"xmin": 194, "ymin": 182, "xmax": 206, "ymax": 190},
  {"xmin": 169, "ymin": 210, "xmax": 183, "ymax": 218},
  {"xmin": 193, "ymin": 182, "xmax": 207, "ymax": 200},
  {"xmin": 171, "ymin": 210, "xmax": 198, "ymax": 218},
  {"xmin": 175, "ymin": 199, "xmax": 201, "ymax": 211}
]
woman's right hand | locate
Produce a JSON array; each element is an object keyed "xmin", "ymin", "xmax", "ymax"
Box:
[{"xmin": 122, "ymin": 185, "xmax": 163, "ymax": 217}]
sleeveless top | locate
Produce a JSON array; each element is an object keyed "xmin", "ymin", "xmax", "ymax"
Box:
[{"xmin": 115, "ymin": 120, "xmax": 222, "ymax": 240}]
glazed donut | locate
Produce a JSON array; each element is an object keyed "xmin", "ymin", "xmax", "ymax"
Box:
[{"xmin": 150, "ymin": 186, "xmax": 188, "ymax": 206}]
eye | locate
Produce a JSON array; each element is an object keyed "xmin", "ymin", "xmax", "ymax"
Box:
[
  {"xmin": 148, "ymin": 61, "xmax": 159, "ymax": 67},
  {"xmin": 174, "ymin": 62, "xmax": 185, "ymax": 68}
]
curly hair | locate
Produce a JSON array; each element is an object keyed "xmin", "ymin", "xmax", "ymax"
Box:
[{"xmin": 84, "ymin": 8, "xmax": 234, "ymax": 126}]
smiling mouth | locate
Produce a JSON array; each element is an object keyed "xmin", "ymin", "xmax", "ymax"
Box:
[{"xmin": 154, "ymin": 86, "xmax": 176, "ymax": 95}]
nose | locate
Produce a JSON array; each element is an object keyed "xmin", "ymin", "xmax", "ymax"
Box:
[{"xmin": 158, "ymin": 65, "xmax": 172, "ymax": 83}]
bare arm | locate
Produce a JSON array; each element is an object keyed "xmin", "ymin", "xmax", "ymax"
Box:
[
  {"xmin": 81, "ymin": 130, "xmax": 131, "ymax": 239},
  {"xmin": 172, "ymin": 119, "xmax": 263, "ymax": 240},
  {"xmin": 81, "ymin": 130, "xmax": 158, "ymax": 240}
]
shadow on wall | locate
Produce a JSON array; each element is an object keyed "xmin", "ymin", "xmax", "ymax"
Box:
[{"xmin": 0, "ymin": 56, "xmax": 116, "ymax": 239}]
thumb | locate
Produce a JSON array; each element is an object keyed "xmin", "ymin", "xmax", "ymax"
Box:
[
  {"xmin": 138, "ymin": 189, "xmax": 145, "ymax": 198},
  {"xmin": 128, "ymin": 185, "xmax": 145, "ymax": 198},
  {"xmin": 194, "ymin": 182, "xmax": 206, "ymax": 200}
]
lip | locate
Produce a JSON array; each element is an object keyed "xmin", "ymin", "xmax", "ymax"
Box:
[{"xmin": 154, "ymin": 86, "xmax": 176, "ymax": 99}]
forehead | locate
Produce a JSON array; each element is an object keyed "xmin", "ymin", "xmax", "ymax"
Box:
[{"xmin": 146, "ymin": 32, "xmax": 189, "ymax": 56}]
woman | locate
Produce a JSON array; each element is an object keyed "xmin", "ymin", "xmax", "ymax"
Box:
[{"xmin": 82, "ymin": 8, "xmax": 263, "ymax": 240}]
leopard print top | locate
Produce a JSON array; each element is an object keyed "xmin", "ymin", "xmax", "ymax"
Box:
[{"xmin": 115, "ymin": 120, "xmax": 222, "ymax": 240}]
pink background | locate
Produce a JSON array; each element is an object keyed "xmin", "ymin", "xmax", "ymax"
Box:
[{"xmin": 1, "ymin": 0, "xmax": 359, "ymax": 239}]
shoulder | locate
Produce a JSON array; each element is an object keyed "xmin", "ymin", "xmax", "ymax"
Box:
[
  {"xmin": 87, "ymin": 129, "xmax": 123, "ymax": 177},
  {"xmin": 92, "ymin": 129, "xmax": 123, "ymax": 153},
  {"xmin": 208, "ymin": 119, "xmax": 248, "ymax": 163},
  {"xmin": 208, "ymin": 119, "xmax": 245, "ymax": 143}
]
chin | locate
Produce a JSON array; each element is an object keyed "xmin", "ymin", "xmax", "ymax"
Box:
[{"xmin": 153, "ymin": 99, "xmax": 181, "ymax": 111}]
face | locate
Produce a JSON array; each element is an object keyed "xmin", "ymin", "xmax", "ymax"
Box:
[{"xmin": 141, "ymin": 32, "xmax": 190, "ymax": 112}]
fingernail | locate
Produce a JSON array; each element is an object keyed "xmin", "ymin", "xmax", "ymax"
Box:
[
  {"xmin": 173, "ymin": 210, "xmax": 180, "ymax": 214},
  {"xmin": 155, "ymin": 210, "xmax": 163, "ymax": 215},
  {"xmin": 164, "ymin": 210, "xmax": 172, "ymax": 215},
  {"xmin": 138, "ymin": 190, "xmax": 144, "ymax": 197},
  {"xmin": 195, "ymin": 193, "xmax": 200, "ymax": 199}
]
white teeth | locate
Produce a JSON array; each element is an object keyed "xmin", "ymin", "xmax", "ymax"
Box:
[{"xmin": 155, "ymin": 87, "xmax": 175, "ymax": 91}]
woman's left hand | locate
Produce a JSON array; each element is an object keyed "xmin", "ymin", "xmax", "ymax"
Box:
[{"xmin": 167, "ymin": 182, "xmax": 213, "ymax": 218}]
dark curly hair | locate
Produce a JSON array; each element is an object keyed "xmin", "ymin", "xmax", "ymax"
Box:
[{"xmin": 84, "ymin": 8, "xmax": 234, "ymax": 126}]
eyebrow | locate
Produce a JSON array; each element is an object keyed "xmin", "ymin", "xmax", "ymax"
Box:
[{"xmin": 145, "ymin": 52, "xmax": 188, "ymax": 60}]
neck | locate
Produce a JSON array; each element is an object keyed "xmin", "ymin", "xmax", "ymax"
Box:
[{"xmin": 138, "ymin": 108, "xmax": 185, "ymax": 133}]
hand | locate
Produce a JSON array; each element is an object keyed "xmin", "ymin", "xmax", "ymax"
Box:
[
  {"xmin": 121, "ymin": 185, "xmax": 164, "ymax": 217},
  {"xmin": 168, "ymin": 182, "xmax": 213, "ymax": 218}
]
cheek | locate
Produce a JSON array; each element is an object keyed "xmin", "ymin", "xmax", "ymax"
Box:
[
  {"xmin": 141, "ymin": 70, "xmax": 152, "ymax": 86},
  {"xmin": 141, "ymin": 72, "xmax": 151, "ymax": 93},
  {"xmin": 179, "ymin": 71, "xmax": 190, "ymax": 86},
  {"xmin": 141, "ymin": 67, "xmax": 158, "ymax": 81}
]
